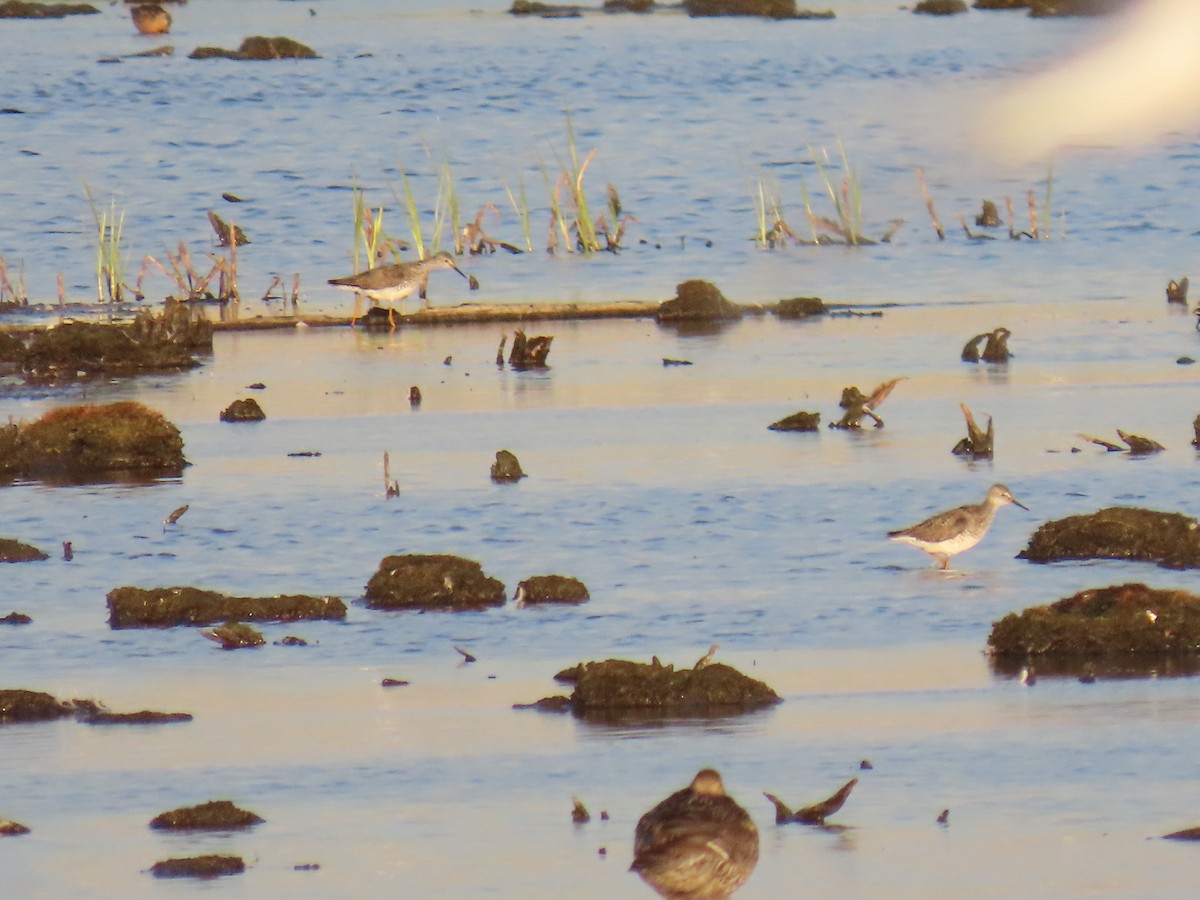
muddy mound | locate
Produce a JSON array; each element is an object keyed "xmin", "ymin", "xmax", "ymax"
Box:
[
  {"xmin": 107, "ymin": 586, "xmax": 346, "ymax": 628},
  {"xmin": 364, "ymin": 554, "xmax": 506, "ymax": 610},
  {"xmin": 989, "ymin": 583, "xmax": 1200, "ymax": 669},
  {"xmin": 0, "ymin": 402, "xmax": 186, "ymax": 482},
  {"xmin": 1020, "ymin": 507, "xmax": 1200, "ymax": 569}
]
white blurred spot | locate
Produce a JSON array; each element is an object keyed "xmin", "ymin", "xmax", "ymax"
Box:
[{"xmin": 985, "ymin": 0, "xmax": 1200, "ymax": 160}]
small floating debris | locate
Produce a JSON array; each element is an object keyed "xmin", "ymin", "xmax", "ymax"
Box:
[
  {"xmin": 62, "ymin": 541, "xmax": 73, "ymax": 561},
  {"xmin": 951, "ymin": 402, "xmax": 993, "ymax": 459},
  {"xmin": 937, "ymin": 809, "xmax": 950, "ymax": 825},
  {"xmin": 163, "ymin": 504, "xmax": 189, "ymax": 528},
  {"xmin": 1167, "ymin": 277, "xmax": 1189, "ymax": 304},
  {"xmin": 274, "ymin": 635, "xmax": 308, "ymax": 646},
  {"xmin": 961, "ymin": 327, "xmax": 1011, "ymax": 363},
  {"xmin": 763, "ymin": 778, "xmax": 857, "ymax": 826},
  {"xmin": 506, "ymin": 330, "xmax": 553, "ymax": 370},
  {"xmin": 383, "ymin": 452, "xmax": 399, "ymax": 498},
  {"xmin": 149, "ymin": 800, "xmax": 264, "ymax": 831},
  {"xmin": 287, "ymin": 451, "xmax": 321, "ymax": 458},
  {"xmin": 1077, "ymin": 430, "xmax": 1163, "ymax": 455},
  {"xmin": 0, "ymin": 612, "xmax": 31, "ymax": 625},
  {"xmin": 73, "ymin": 699, "xmax": 191, "ymax": 725},
  {"xmin": 662, "ymin": 358, "xmax": 693, "ymax": 366},
  {"xmin": 571, "ymin": 797, "xmax": 590, "ymax": 824},
  {"xmin": 202, "ymin": 621, "xmax": 265, "ymax": 650},
  {"xmin": 381, "ymin": 678, "xmax": 410, "ymax": 687},
  {"xmin": 490, "ymin": 449, "xmax": 525, "ymax": 483},
  {"xmin": 455, "ymin": 645, "xmax": 477, "ymax": 663},
  {"xmin": 829, "ymin": 378, "xmax": 904, "ymax": 430},
  {"xmin": 409, "ymin": 386, "xmax": 422, "ymax": 407}
]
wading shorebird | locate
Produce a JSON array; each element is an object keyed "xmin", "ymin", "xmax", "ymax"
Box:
[
  {"xmin": 631, "ymin": 769, "xmax": 759, "ymax": 900},
  {"xmin": 888, "ymin": 483, "xmax": 1028, "ymax": 570},
  {"xmin": 328, "ymin": 251, "xmax": 466, "ymax": 326}
]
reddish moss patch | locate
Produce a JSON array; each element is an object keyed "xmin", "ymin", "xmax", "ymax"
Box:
[
  {"xmin": 150, "ymin": 800, "xmax": 264, "ymax": 831},
  {"xmin": 364, "ymin": 554, "xmax": 506, "ymax": 610},
  {"xmin": 107, "ymin": 586, "xmax": 346, "ymax": 629},
  {"xmin": 0, "ymin": 402, "xmax": 185, "ymax": 482},
  {"xmin": 1020, "ymin": 507, "xmax": 1200, "ymax": 569}
]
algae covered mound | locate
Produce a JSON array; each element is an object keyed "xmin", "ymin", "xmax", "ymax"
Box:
[
  {"xmin": 107, "ymin": 586, "xmax": 347, "ymax": 628},
  {"xmin": 556, "ymin": 658, "xmax": 781, "ymax": 718},
  {"xmin": 0, "ymin": 689, "xmax": 74, "ymax": 724},
  {"xmin": 0, "ymin": 1, "xmax": 98, "ymax": 17},
  {"xmin": 189, "ymin": 36, "xmax": 318, "ymax": 60},
  {"xmin": 22, "ymin": 319, "xmax": 204, "ymax": 381},
  {"xmin": 364, "ymin": 554, "xmax": 506, "ymax": 610},
  {"xmin": 515, "ymin": 575, "xmax": 590, "ymax": 605},
  {"xmin": 150, "ymin": 855, "xmax": 245, "ymax": 879},
  {"xmin": 988, "ymin": 583, "xmax": 1200, "ymax": 664},
  {"xmin": 655, "ymin": 280, "xmax": 743, "ymax": 322},
  {"xmin": 0, "ymin": 401, "xmax": 186, "ymax": 481},
  {"xmin": 149, "ymin": 800, "xmax": 264, "ymax": 831},
  {"xmin": 0, "ymin": 537, "xmax": 48, "ymax": 562},
  {"xmin": 1020, "ymin": 506, "xmax": 1200, "ymax": 569}
]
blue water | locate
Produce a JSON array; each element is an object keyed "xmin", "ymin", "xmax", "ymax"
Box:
[{"xmin": 4, "ymin": 2, "xmax": 1200, "ymax": 897}]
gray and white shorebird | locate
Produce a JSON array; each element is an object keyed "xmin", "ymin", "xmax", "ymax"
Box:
[
  {"xmin": 631, "ymin": 769, "xmax": 759, "ymax": 900},
  {"xmin": 888, "ymin": 483, "xmax": 1028, "ymax": 570},
  {"xmin": 328, "ymin": 251, "xmax": 466, "ymax": 325}
]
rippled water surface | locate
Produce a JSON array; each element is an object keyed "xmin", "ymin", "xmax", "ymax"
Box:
[{"xmin": 4, "ymin": 1, "xmax": 1200, "ymax": 897}]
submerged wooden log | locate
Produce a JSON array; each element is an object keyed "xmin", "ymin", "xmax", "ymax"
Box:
[
  {"xmin": 1167, "ymin": 277, "xmax": 1189, "ymax": 304},
  {"xmin": 829, "ymin": 377, "xmax": 904, "ymax": 430},
  {"xmin": 951, "ymin": 402, "xmax": 993, "ymax": 459},
  {"xmin": 763, "ymin": 778, "xmax": 858, "ymax": 825},
  {"xmin": 508, "ymin": 330, "xmax": 553, "ymax": 369}
]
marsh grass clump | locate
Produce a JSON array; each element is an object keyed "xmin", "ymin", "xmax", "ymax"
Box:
[
  {"xmin": 0, "ymin": 402, "xmax": 186, "ymax": 481},
  {"xmin": 85, "ymin": 186, "xmax": 128, "ymax": 303}
]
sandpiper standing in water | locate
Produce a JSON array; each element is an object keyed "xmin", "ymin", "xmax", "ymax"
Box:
[
  {"xmin": 888, "ymin": 483, "xmax": 1028, "ymax": 570},
  {"xmin": 328, "ymin": 251, "xmax": 466, "ymax": 326}
]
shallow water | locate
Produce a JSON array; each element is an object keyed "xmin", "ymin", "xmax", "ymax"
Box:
[{"xmin": 5, "ymin": 1, "xmax": 1200, "ymax": 897}]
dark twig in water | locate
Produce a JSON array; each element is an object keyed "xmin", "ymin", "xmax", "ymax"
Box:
[
  {"xmin": 454, "ymin": 645, "xmax": 477, "ymax": 663},
  {"xmin": 917, "ymin": 168, "xmax": 944, "ymax": 240}
]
